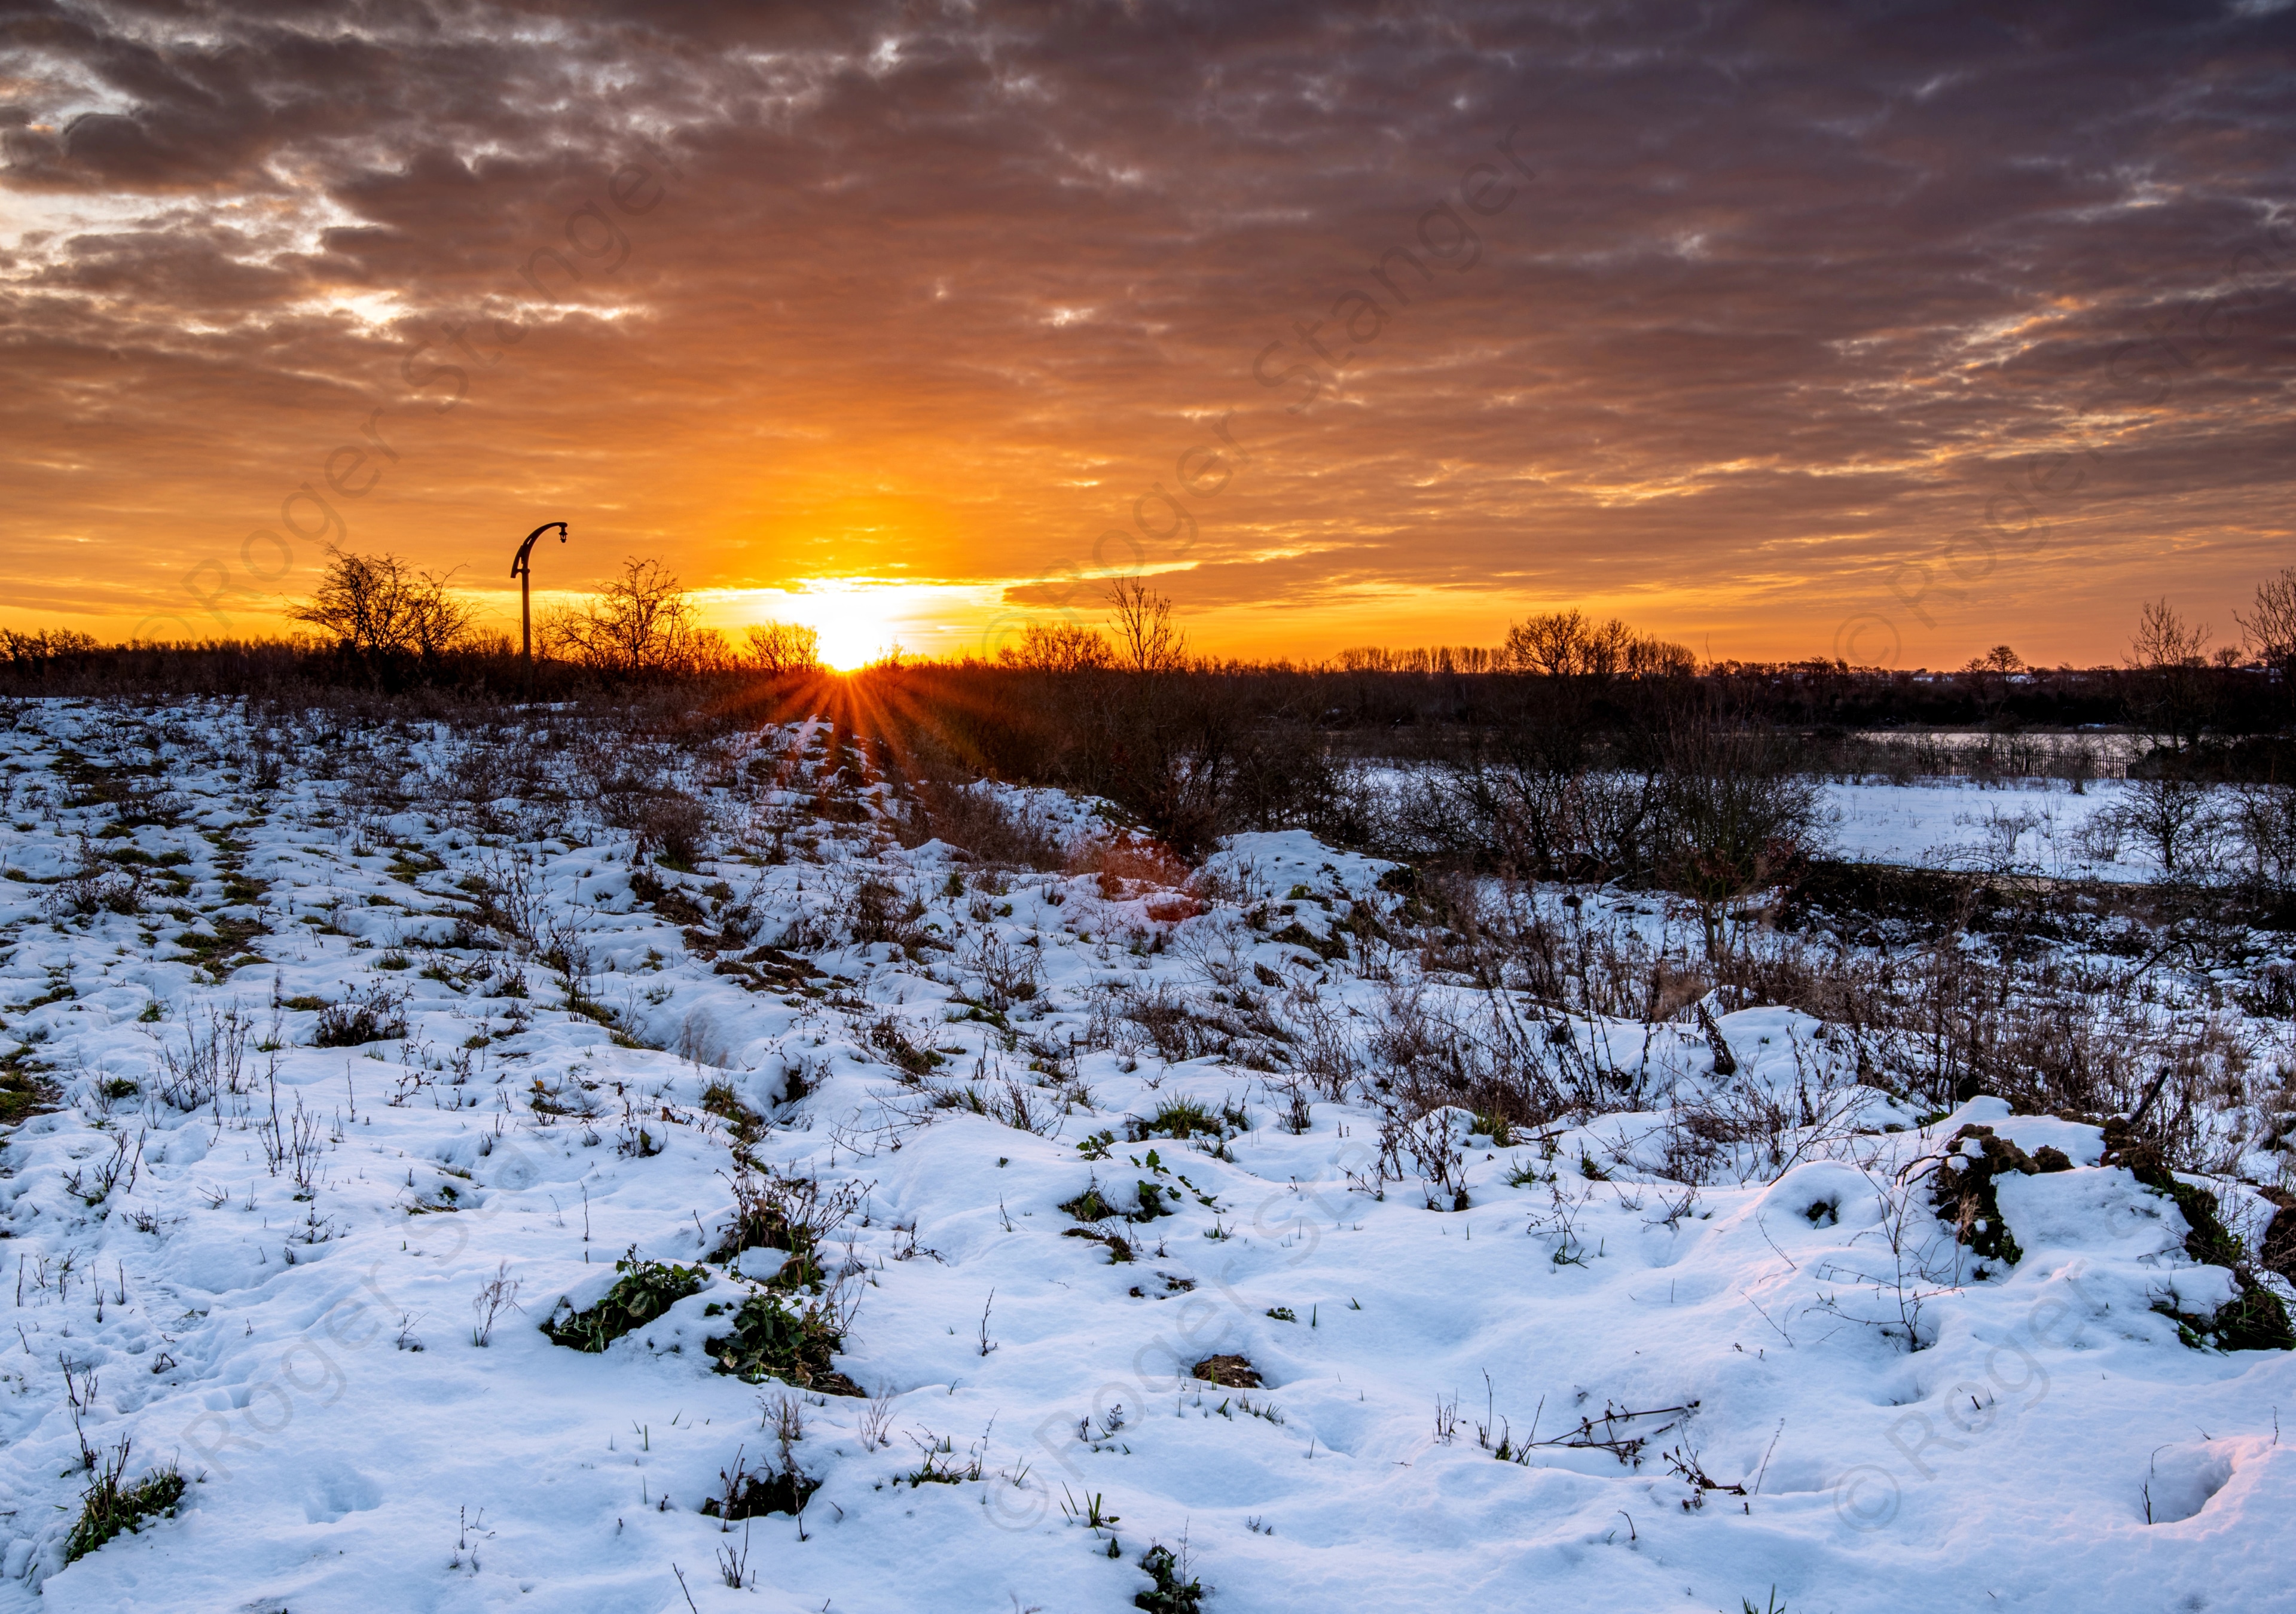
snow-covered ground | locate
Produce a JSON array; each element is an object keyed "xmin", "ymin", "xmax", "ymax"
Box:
[
  {"xmin": 1823, "ymin": 778, "xmax": 2160, "ymax": 882},
  {"xmin": 0, "ymin": 699, "xmax": 2288, "ymax": 1613}
]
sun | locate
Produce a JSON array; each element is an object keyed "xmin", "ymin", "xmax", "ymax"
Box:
[
  {"xmin": 805, "ymin": 599, "xmax": 887, "ymax": 670},
  {"xmin": 777, "ymin": 581, "xmax": 901, "ymax": 671},
  {"xmin": 707, "ymin": 578, "xmax": 1003, "ymax": 669}
]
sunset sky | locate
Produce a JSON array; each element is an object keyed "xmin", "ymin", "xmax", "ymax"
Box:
[{"xmin": 4, "ymin": 2, "xmax": 2292, "ymax": 669}]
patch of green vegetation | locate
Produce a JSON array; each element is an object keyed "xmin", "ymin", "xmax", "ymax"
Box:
[
  {"xmin": 706, "ymin": 1290, "xmax": 857, "ymax": 1394},
  {"xmin": 1469, "ymin": 1112, "xmax": 1516, "ymax": 1148},
  {"xmin": 0, "ymin": 1046, "xmax": 60, "ymax": 1126},
  {"xmin": 1135, "ymin": 1543, "xmax": 1204, "ymax": 1614},
  {"xmin": 64, "ymin": 1439, "xmax": 185, "ymax": 1564},
  {"xmin": 173, "ymin": 914, "xmax": 267, "ymax": 972},
  {"xmin": 1128, "ymin": 1097, "xmax": 1250, "ymax": 1143},
  {"xmin": 1931, "ymin": 1124, "xmax": 2065, "ymax": 1267},
  {"xmin": 2102, "ymin": 1118, "xmax": 2294, "ymax": 1351},
  {"xmin": 1066, "ymin": 1174, "xmax": 1176, "ymax": 1224},
  {"xmin": 1061, "ymin": 1182, "xmax": 1122, "ymax": 1222},
  {"xmin": 386, "ymin": 848, "xmax": 444, "ymax": 883},
  {"xmin": 541, "ymin": 1252, "xmax": 709, "ymax": 1352},
  {"xmin": 702, "ymin": 1079, "xmax": 765, "ymax": 1145}
]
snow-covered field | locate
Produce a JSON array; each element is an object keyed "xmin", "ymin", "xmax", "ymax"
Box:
[
  {"xmin": 0, "ymin": 698, "xmax": 2289, "ymax": 1613},
  {"xmin": 1823, "ymin": 778, "xmax": 2163, "ymax": 883}
]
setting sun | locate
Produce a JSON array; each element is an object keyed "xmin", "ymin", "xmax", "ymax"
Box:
[
  {"xmin": 790, "ymin": 584, "xmax": 887, "ymax": 672},
  {"xmin": 704, "ymin": 580, "xmax": 1000, "ymax": 671}
]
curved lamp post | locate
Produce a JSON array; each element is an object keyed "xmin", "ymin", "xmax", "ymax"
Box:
[{"xmin": 511, "ymin": 521, "xmax": 569, "ymax": 663}]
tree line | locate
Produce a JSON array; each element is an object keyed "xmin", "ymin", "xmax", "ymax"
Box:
[{"xmin": 277, "ymin": 548, "xmax": 823, "ymax": 676}]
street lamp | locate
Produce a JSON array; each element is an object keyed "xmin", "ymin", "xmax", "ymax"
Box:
[{"xmin": 511, "ymin": 521, "xmax": 569, "ymax": 663}]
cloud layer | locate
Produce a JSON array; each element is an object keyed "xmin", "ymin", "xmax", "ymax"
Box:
[{"xmin": 4, "ymin": 0, "xmax": 2292, "ymax": 664}]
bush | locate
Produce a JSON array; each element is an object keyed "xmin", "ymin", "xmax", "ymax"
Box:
[
  {"xmin": 2108, "ymin": 774, "xmax": 2227, "ymax": 880},
  {"xmin": 311, "ymin": 983, "xmax": 408, "ymax": 1047},
  {"xmin": 895, "ymin": 781, "xmax": 1068, "ymax": 869},
  {"xmin": 541, "ymin": 1252, "xmax": 707, "ymax": 1351},
  {"xmin": 637, "ymin": 790, "xmax": 710, "ymax": 869},
  {"xmin": 1659, "ymin": 722, "xmax": 1822, "ymax": 960}
]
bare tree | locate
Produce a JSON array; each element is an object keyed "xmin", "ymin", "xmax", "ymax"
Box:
[
  {"xmin": 1959, "ymin": 645, "xmax": 2026, "ymax": 726},
  {"xmin": 1623, "ymin": 633, "xmax": 1697, "ymax": 678},
  {"xmin": 1503, "ymin": 609, "xmax": 1690, "ymax": 678},
  {"xmin": 2237, "ymin": 566, "xmax": 2296, "ymax": 717},
  {"xmin": 743, "ymin": 621, "xmax": 821, "ymax": 673},
  {"xmin": 1000, "ymin": 620, "xmax": 1112, "ymax": 672},
  {"xmin": 288, "ymin": 545, "xmax": 474, "ymax": 658},
  {"xmin": 1106, "ymin": 577, "xmax": 1186, "ymax": 673},
  {"xmin": 2126, "ymin": 598, "xmax": 2213, "ymax": 752},
  {"xmin": 2111, "ymin": 774, "xmax": 2224, "ymax": 881},
  {"xmin": 1, "ymin": 627, "xmax": 100, "ymax": 661},
  {"xmin": 544, "ymin": 557, "xmax": 695, "ymax": 673},
  {"xmin": 2230, "ymin": 780, "xmax": 2296, "ymax": 892},
  {"xmin": 1660, "ymin": 722, "xmax": 1823, "ymax": 962},
  {"xmin": 1504, "ymin": 609, "xmax": 1595, "ymax": 676}
]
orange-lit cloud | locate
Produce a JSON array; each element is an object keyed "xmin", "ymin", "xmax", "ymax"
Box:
[{"xmin": 3, "ymin": 4, "xmax": 2293, "ymax": 669}]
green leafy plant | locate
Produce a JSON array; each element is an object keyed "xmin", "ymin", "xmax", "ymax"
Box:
[
  {"xmin": 541, "ymin": 1250, "xmax": 707, "ymax": 1351},
  {"xmin": 1135, "ymin": 1540, "xmax": 1204, "ymax": 1613},
  {"xmin": 706, "ymin": 1290, "xmax": 857, "ymax": 1394}
]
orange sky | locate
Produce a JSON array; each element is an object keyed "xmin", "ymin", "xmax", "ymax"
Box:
[{"xmin": 5, "ymin": 5, "xmax": 2293, "ymax": 669}]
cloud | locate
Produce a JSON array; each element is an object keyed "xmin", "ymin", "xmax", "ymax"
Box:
[{"xmin": 1, "ymin": 0, "xmax": 2292, "ymax": 663}]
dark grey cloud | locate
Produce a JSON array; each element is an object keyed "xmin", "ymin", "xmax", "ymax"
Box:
[{"xmin": 2, "ymin": 0, "xmax": 2291, "ymax": 661}]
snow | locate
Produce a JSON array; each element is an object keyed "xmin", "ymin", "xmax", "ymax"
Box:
[
  {"xmin": 1820, "ymin": 778, "xmax": 2159, "ymax": 881},
  {"xmin": 0, "ymin": 699, "xmax": 2286, "ymax": 1613}
]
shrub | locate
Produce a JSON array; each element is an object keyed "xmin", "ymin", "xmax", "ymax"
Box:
[
  {"xmin": 712, "ymin": 1165, "xmax": 860, "ymax": 1276},
  {"xmin": 896, "ymin": 782, "xmax": 1068, "ymax": 869},
  {"xmin": 541, "ymin": 1252, "xmax": 707, "ymax": 1351},
  {"xmin": 850, "ymin": 878, "xmax": 927, "ymax": 949},
  {"xmin": 700, "ymin": 1454, "xmax": 818, "ymax": 1520},
  {"xmin": 1070, "ymin": 832, "xmax": 1192, "ymax": 898},
  {"xmin": 311, "ymin": 983, "xmax": 408, "ymax": 1047},
  {"xmin": 1129, "ymin": 1097, "xmax": 1248, "ymax": 1142},
  {"xmin": 637, "ymin": 790, "xmax": 710, "ymax": 869}
]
